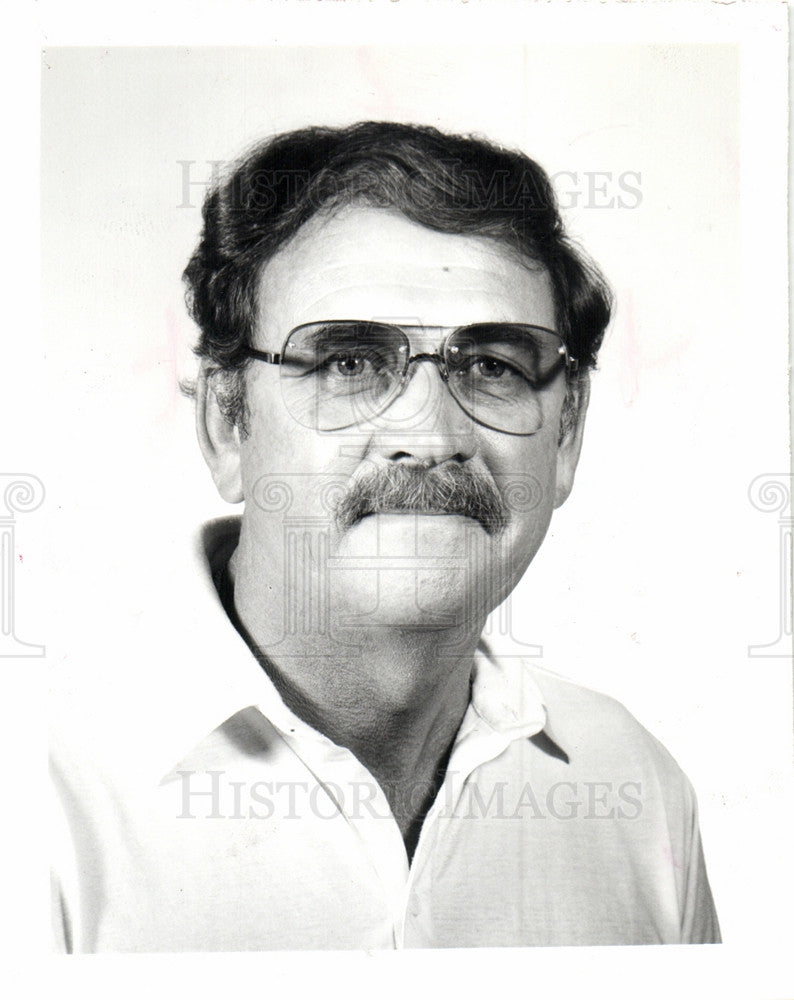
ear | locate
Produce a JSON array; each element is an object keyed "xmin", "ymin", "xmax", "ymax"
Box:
[
  {"xmin": 195, "ymin": 363, "xmax": 244, "ymax": 504},
  {"xmin": 554, "ymin": 376, "xmax": 590, "ymax": 509}
]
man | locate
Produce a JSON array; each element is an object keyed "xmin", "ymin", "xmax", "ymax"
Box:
[{"xmin": 50, "ymin": 122, "xmax": 720, "ymax": 950}]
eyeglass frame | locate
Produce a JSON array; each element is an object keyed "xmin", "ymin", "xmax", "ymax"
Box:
[{"xmin": 241, "ymin": 320, "xmax": 579, "ymax": 435}]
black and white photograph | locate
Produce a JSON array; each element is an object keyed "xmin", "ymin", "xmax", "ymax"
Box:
[{"xmin": 3, "ymin": 0, "xmax": 792, "ymax": 996}]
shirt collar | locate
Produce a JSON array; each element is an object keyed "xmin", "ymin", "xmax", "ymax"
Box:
[
  {"xmin": 101, "ymin": 517, "xmax": 270, "ymax": 787},
  {"xmin": 112, "ymin": 517, "xmax": 567, "ymax": 786}
]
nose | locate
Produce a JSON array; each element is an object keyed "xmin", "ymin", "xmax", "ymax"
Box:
[{"xmin": 370, "ymin": 356, "xmax": 476, "ymax": 464}]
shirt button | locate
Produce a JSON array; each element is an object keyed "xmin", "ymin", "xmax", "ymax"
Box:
[{"xmin": 409, "ymin": 897, "xmax": 421, "ymax": 918}]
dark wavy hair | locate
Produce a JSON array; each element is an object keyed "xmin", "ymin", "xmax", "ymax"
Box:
[{"xmin": 183, "ymin": 121, "xmax": 612, "ymax": 433}]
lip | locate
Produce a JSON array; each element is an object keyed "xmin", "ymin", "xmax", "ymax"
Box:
[
  {"xmin": 362, "ymin": 509, "xmax": 474, "ymax": 517},
  {"xmin": 355, "ymin": 510, "xmax": 484, "ymax": 526}
]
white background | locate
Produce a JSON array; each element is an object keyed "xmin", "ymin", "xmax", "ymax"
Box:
[{"xmin": 3, "ymin": 2, "xmax": 792, "ymax": 998}]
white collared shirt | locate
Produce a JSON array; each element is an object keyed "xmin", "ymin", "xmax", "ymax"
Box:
[{"xmin": 50, "ymin": 518, "xmax": 720, "ymax": 951}]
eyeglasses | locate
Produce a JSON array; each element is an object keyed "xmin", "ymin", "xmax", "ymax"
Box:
[{"xmin": 243, "ymin": 321, "xmax": 577, "ymax": 435}]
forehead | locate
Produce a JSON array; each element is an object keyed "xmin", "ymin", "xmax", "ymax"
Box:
[{"xmin": 255, "ymin": 205, "xmax": 556, "ymax": 344}]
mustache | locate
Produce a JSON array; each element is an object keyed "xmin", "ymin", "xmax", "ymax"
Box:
[{"xmin": 334, "ymin": 464, "xmax": 508, "ymax": 536}]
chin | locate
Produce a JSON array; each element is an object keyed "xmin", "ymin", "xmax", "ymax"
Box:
[{"xmin": 328, "ymin": 570, "xmax": 472, "ymax": 630}]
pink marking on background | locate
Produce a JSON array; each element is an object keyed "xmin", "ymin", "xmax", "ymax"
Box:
[
  {"xmin": 355, "ymin": 48, "xmax": 398, "ymax": 117},
  {"xmin": 161, "ymin": 305, "xmax": 185, "ymax": 419},
  {"xmin": 165, "ymin": 306, "xmax": 181, "ymax": 392}
]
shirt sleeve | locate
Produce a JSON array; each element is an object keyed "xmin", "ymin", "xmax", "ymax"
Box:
[
  {"xmin": 50, "ymin": 765, "xmax": 76, "ymax": 954},
  {"xmin": 51, "ymin": 868, "xmax": 71, "ymax": 954},
  {"xmin": 680, "ymin": 787, "xmax": 721, "ymax": 944}
]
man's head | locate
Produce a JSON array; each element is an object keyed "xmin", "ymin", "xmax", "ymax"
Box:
[
  {"xmin": 184, "ymin": 122, "xmax": 611, "ymax": 435},
  {"xmin": 184, "ymin": 123, "xmax": 612, "ymax": 634}
]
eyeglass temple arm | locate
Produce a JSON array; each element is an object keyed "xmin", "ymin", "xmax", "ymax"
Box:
[{"xmin": 244, "ymin": 347, "xmax": 280, "ymax": 365}]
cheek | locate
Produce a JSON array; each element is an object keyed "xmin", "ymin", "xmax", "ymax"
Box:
[
  {"xmin": 239, "ymin": 399, "xmax": 369, "ymax": 522},
  {"xmin": 492, "ymin": 434, "xmax": 560, "ymax": 559},
  {"xmin": 494, "ymin": 422, "xmax": 560, "ymax": 506}
]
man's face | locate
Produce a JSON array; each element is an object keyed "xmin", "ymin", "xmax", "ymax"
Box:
[{"xmin": 204, "ymin": 205, "xmax": 587, "ymax": 633}]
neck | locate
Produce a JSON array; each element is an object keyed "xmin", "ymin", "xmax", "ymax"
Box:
[{"xmin": 226, "ymin": 546, "xmax": 484, "ymax": 853}]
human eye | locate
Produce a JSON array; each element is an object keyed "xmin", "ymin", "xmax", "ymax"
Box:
[
  {"xmin": 295, "ymin": 324, "xmax": 373, "ymax": 374},
  {"xmin": 449, "ymin": 324, "xmax": 553, "ymax": 386},
  {"xmin": 289, "ymin": 327, "xmax": 371, "ymax": 379},
  {"xmin": 320, "ymin": 350, "xmax": 376, "ymax": 379},
  {"xmin": 456, "ymin": 353, "xmax": 526, "ymax": 385},
  {"xmin": 282, "ymin": 322, "xmax": 400, "ymax": 401},
  {"xmin": 313, "ymin": 344, "xmax": 396, "ymax": 403}
]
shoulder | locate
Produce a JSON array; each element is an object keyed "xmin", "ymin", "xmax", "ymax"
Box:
[{"xmin": 526, "ymin": 663, "xmax": 696, "ymax": 807}]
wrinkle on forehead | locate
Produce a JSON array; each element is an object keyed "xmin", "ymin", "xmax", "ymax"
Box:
[{"xmin": 255, "ymin": 205, "xmax": 556, "ymax": 346}]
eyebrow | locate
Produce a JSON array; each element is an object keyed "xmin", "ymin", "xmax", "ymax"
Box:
[{"xmin": 299, "ymin": 322, "xmax": 376, "ymax": 347}]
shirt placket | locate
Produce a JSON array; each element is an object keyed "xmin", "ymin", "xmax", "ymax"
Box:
[
  {"xmin": 393, "ymin": 713, "xmax": 519, "ymax": 948},
  {"xmin": 273, "ymin": 718, "xmax": 412, "ymax": 935}
]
